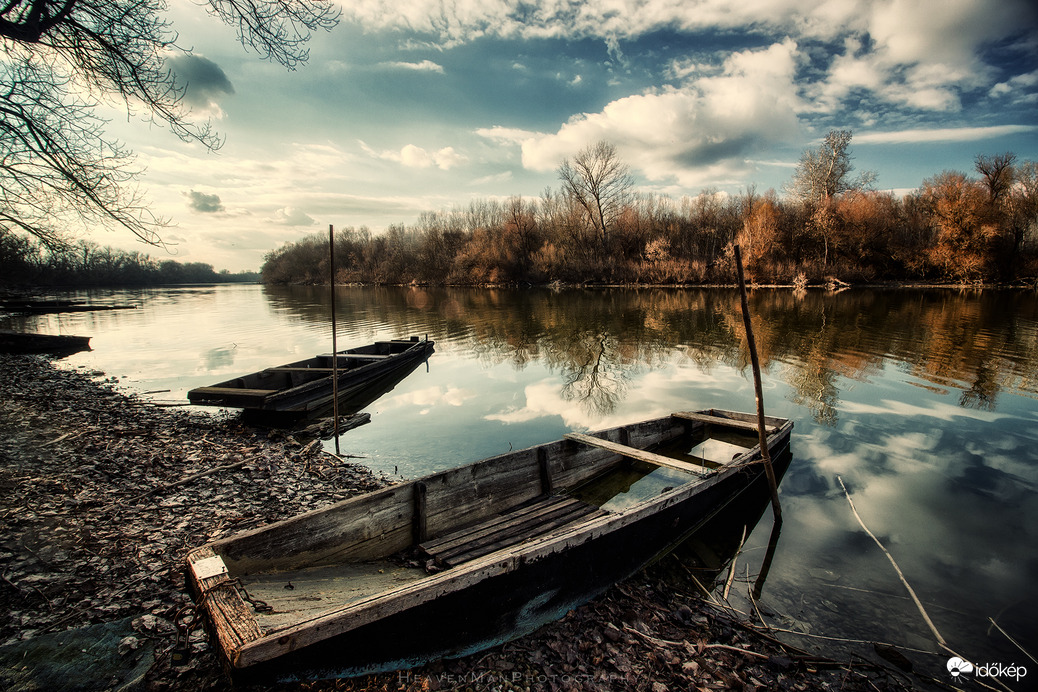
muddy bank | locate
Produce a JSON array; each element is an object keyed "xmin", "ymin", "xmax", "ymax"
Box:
[{"xmin": 0, "ymin": 355, "xmax": 916, "ymax": 691}]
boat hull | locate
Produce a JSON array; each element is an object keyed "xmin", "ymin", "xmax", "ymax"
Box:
[{"xmin": 243, "ymin": 437, "xmax": 791, "ymax": 682}]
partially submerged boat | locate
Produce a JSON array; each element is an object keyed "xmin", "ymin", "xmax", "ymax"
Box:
[
  {"xmin": 186, "ymin": 336, "xmax": 433, "ymax": 415},
  {"xmin": 0, "ymin": 329, "xmax": 91, "ymax": 355},
  {"xmin": 186, "ymin": 408, "xmax": 792, "ymax": 681}
]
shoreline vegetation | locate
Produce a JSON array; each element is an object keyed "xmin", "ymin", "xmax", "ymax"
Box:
[
  {"xmin": 0, "ymin": 232, "xmax": 260, "ymax": 288},
  {"xmin": 260, "ymin": 145, "xmax": 1038, "ymax": 290},
  {"xmin": 0, "ymin": 354, "xmax": 925, "ymax": 691}
]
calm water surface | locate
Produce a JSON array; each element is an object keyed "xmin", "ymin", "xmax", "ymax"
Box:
[{"xmin": 9, "ymin": 284, "xmax": 1037, "ymax": 681}]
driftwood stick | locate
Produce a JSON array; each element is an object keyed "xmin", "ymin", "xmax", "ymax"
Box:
[
  {"xmin": 734, "ymin": 245, "xmax": 781, "ymax": 522},
  {"xmin": 988, "ymin": 617, "xmax": 1038, "ymax": 665},
  {"xmin": 723, "ymin": 524, "xmax": 747, "ymax": 601}
]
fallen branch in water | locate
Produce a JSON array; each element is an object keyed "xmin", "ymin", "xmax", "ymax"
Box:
[
  {"xmin": 836, "ymin": 476, "xmax": 1013, "ymax": 692},
  {"xmin": 988, "ymin": 617, "xmax": 1038, "ymax": 665},
  {"xmin": 836, "ymin": 476, "xmax": 947, "ymax": 651}
]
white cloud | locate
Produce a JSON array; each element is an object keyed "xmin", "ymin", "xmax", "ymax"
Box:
[
  {"xmin": 362, "ymin": 142, "xmax": 468, "ymax": 170},
  {"xmin": 270, "ymin": 206, "xmax": 316, "ymax": 226},
  {"xmin": 518, "ymin": 40, "xmax": 802, "ymax": 187},
  {"xmin": 378, "ymin": 60, "xmax": 445, "ymax": 73},
  {"xmin": 474, "ymin": 126, "xmax": 540, "ymax": 146},
  {"xmin": 989, "ymin": 70, "xmax": 1038, "ymax": 103},
  {"xmin": 855, "ymin": 125, "xmax": 1038, "ymax": 144},
  {"xmin": 344, "ymin": 0, "xmax": 1036, "ymax": 118}
]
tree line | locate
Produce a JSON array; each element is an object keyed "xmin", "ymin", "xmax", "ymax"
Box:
[
  {"xmin": 0, "ymin": 231, "xmax": 259, "ymax": 286},
  {"xmin": 262, "ymin": 136, "xmax": 1038, "ymax": 287}
]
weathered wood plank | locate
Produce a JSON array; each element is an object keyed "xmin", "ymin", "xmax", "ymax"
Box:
[
  {"xmin": 318, "ymin": 353, "xmax": 391, "ymax": 359},
  {"xmin": 189, "ymin": 386, "xmax": 278, "ymax": 398},
  {"xmin": 264, "ymin": 367, "xmax": 335, "ymax": 373},
  {"xmin": 420, "ymin": 496, "xmax": 574, "ymax": 556},
  {"xmin": 437, "ymin": 502, "xmax": 605, "ymax": 566},
  {"xmin": 673, "ymin": 410, "xmax": 778, "ymax": 433},
  {"xmin": 412, "ymin": 482, "xmax": 428, "ymax": 544},
  {"xmin": 186, "ymin": 548, "xmax": 264, "ymax": 664},
  {"xmin": 564, "ymin": 432, "xmax": 709, "ymax": 477}
]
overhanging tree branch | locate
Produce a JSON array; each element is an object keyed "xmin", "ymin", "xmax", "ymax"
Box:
[{"xmin": 1, "ymin": 0, "xmax": 338, "ymax": 247}]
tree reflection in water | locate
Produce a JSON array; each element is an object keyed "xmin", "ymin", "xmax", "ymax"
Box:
[{"xmin": 263, "ymin": 285, "xmax": 1038, "ymax": 422}]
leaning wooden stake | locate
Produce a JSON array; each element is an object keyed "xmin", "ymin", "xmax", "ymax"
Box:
[
  {"xmin": 734, "ymin": 245, "xmax": 781, "ymax": 522},
  {"xmin": 329, "ymin": 224, "xmax": 341, "ymax": 456}
]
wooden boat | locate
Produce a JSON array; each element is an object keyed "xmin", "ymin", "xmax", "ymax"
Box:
[
  {"xmin": 186, "ymin": 336, "xmax": 433, "ymax": 414},
  {"xmin": 186, "ymin": 408, "xmax": 793, "ymax": 681},
  {"xmin": 0, "ymin": 329, "xmax": 91, "ymax": 355},
  {"xmin": 0, "ymin": 299, "xmax": 135, "ymax": 314}
]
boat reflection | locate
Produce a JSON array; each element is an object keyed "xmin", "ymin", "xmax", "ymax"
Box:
[{"xmin": 663, "ymin": 442, "xmax": 793, "ymax": 599}]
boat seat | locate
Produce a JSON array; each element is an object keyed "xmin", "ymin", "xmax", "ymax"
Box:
[
  {"xmin": 564, "ymin": 432, "xmax": 710, "ymax": 476},
  {"xmin": 318, "ymin": 353, "xmax": 392, "ymax": 359},
  {"xmin": 672, "ymin": 411, "xmax": 777, "ymax": 434},
  {"xmin": 418, "ymin": 495, "xmax": 606, "ymax": 568},
  {"xmin": 264, "ymin": 367, "xmax": 336, "ymax": 373},
  {"xmin": 189, "ymin": 386, "xmax": 278, "ymax": 398}
]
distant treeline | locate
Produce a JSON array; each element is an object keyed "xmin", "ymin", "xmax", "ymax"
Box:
[
  {"xmin": 0, "ymin": 231, "xmax": 259, "ymax": 286},
  {"xmin": 262, "ymin": 146, "xmax": 1038, "ymax": 287}
]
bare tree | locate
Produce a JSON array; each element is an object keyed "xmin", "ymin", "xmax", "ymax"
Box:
[
  {"xmin": 788, "ymin": 129, "xmax": 876, "ymax": 204},
  {"xmin": 974, "ymin": 152, "xmax": 1016, "ymax": 203},
  {"xmin": 1, "ymin": 0, "xmax": 339, "ymax": 248},
  {"xmin": 557, "ymin": 141, "xmax": 634, "ymax": 255}
]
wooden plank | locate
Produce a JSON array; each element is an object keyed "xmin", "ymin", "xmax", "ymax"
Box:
[
  {"xmin": 186, "ymin": 548, "xmax": 264, "ymax": 665},
  {"xmin": 537, "ymin": 447, "xmax": 554, "ymax": 495},
  {"xmin": 564, "ymin": 432, "xmax": 709, "ymax": 477},
  {"xmin": 189, "ymin": 386, "xmax": 278, "ymax": 398},
  {"xmin": 264, "ymin": 367, "xmax": 335, "ymax": 373},
  {"xmin": 318, "ymin": 353, "xmax": 391, "ymax": 359},
  {"xmin": 672, "ymin": 411, "xmax": 777, "ymax": 434},
  {"xmin": 429, "ymin": 498, "xmax": 579, "ymax": 558},
  {"xmin": 420, "ymin": 496, "xmax": 572, "ymax": 555},
  {"xmin": 412, "ymin": 482, "xmax": 428, "ymax": 544},
  {"xmin": 419, "ymin": 496, "xmax": 600, "ymax": 566},
  {"xmin": 441, "ymin": 504, "xmax": 606, "ymax": 566}
]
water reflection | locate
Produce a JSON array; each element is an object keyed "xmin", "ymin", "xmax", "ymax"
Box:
[{"xmin": 259, "ymin": 286, "xmax": 1038, "ymax": 422}]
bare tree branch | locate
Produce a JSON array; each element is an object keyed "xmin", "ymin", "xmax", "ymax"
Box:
[{"xmin": 1, "ymin": 0, "xmax": 338, "ymax": 247}]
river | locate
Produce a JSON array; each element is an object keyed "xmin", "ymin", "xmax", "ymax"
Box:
[{"xmin": 8, "ymin": 284, "xmax": 1037, "ymax": 683}]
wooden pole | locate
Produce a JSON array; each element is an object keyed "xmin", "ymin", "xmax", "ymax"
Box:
[
  {"xmin": 329, "ymin": 225, "xmax": 340, "ymax": 455},
  {"xmin": 734, "ymin": 245, "xmax": 781, "ymax": 522}
]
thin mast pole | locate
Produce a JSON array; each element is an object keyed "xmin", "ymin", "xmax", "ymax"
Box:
[
  {"xmin": 734, "ymin": 244, "xmax": 781, "ymax": 522},
  {"xmin": 329, "ymin": 224, "xmax": 340, "ymax": 455}
]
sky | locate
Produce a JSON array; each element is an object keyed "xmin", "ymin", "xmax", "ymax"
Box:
[{"xmin": 97, "ymin": 0, "xmax": 1038, "ymax": 272}]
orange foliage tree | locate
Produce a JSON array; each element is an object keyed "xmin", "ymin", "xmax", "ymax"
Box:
[{"xmin": 919, "ymin": 172, "xmax": 999, "ymax": 281}]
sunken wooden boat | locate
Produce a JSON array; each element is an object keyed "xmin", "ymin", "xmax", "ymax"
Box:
[
  {"xmin": 186, "ymin": 336, "xmax": 433, "ymax": 414},
  {"xmin": 186, "ymin": 408, "xmax": 792, "ymax": 681},
  {"xmin": 0, "ymin": 329, "xmax": 91, "ymax": 355}
]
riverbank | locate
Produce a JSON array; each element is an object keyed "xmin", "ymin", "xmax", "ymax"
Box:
[{"xmin": 0, "ymin": 354, "xmax": 919, "ymax": 691}]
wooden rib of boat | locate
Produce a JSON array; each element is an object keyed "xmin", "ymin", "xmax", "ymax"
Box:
[
  {"xmin": 0, "ymin": 329, "xmax": 91, "ymax": 355},
  {"xmin": 185, "ymin": 408, "xmax": 793, "ymax": 681},
  {"xmin": 186, "ymin": 336, "xmax": 433, "ymax": 414}
]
